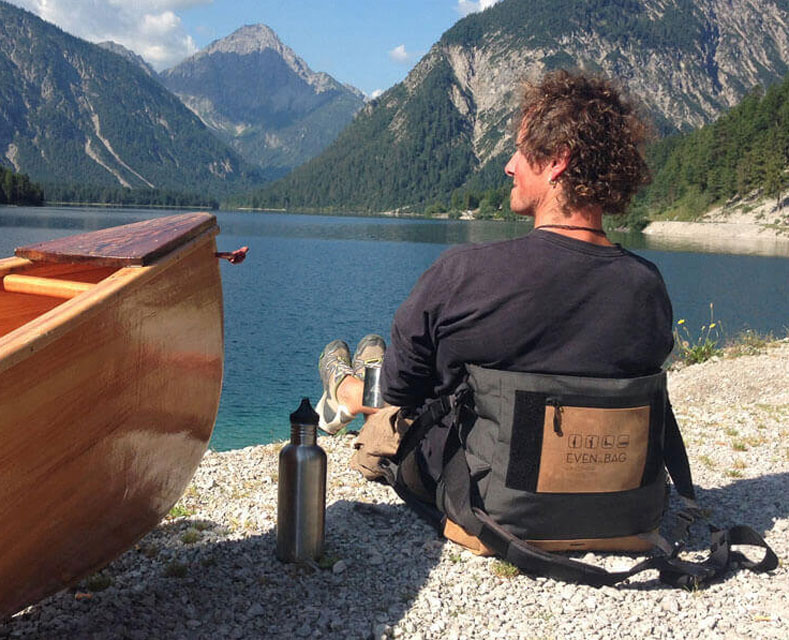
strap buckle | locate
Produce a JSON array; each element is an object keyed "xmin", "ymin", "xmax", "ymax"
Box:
[{"xmin": 659, "ymin": 557, "xmax": 718, "ymax": 589}]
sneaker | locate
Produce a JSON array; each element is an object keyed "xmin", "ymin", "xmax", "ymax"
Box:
[
  {"xmin": 352, "ymin": 334, "xmax": 386, "ymax": 379},
  {"xmin": 316, "ymin": 339, "xmax": 355, "ymax": 434}
]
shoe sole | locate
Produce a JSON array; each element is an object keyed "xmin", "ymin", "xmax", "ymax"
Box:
[{"xmin": 315, "ymin": 391, "xmax": 353, "ymax": 435}]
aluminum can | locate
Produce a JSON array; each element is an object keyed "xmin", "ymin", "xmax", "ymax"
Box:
[{"xmin": 362, "ymin": 364, "xmax": 384, "ymax": 408}]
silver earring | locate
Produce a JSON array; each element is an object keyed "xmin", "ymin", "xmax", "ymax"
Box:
[{"xmin": 548, "ymin": 178, "xmax": 557, "ymax": 188}]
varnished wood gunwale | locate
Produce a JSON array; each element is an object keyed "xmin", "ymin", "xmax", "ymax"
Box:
[{"xmin": 0, "ymin": 223, "xmax": 225, "ymax": 619}]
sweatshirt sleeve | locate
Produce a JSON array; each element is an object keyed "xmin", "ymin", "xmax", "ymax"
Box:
[{"xmin": 382, "ymin": 256, "xmax": 449, "ymax": 407}]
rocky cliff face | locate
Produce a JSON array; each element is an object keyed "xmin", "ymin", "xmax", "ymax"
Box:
[
  {"xmin": 160, "ymin": 25, "xmax": 365, "ymax": 171},
  {"xmin": 0, "ymin": 1, "xmax": 256, "ymax": 194},
  {"xmin": 410, "ymin": 0, "xmax": 789, "ymax": 167},
  {"xmin": 97, "ymin": 41, "xmax": 156, "ymax": 78}
]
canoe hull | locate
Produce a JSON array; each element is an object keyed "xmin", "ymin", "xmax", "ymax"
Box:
[{"xmin": 0, "ymin": 233, "xmax": 223, "ymax": 618}]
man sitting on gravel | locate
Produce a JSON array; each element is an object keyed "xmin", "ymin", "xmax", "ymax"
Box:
[{"xmin": 316, "ymin": 70, "xmax": 689, "ymax": 556}]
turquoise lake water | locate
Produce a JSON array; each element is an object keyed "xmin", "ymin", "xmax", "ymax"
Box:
[{"xmin": 1, "ymin": 206, "xmax": 787, "ymax": 450}]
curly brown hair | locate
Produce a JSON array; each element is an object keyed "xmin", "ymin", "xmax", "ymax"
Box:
[{"xmin": 517, "ymin": 70, "xmax": 651, "ymax": 215}]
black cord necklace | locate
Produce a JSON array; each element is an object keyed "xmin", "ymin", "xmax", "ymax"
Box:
[{"xmin": 535, "ymin": 224, "xmax": 607, "ymax": 236}]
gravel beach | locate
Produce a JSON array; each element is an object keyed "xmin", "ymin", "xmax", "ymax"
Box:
[
  {"xmin": 2, "ymin": 342, "xmax": 787, "ymax": 640},
  {"xmin": 640, "ymin": 195, "xmax": 789, "ymax": 256}
]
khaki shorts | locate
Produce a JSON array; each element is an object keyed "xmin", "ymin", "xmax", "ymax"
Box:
[
  {"xmin": 349, "ymin": 405, "xmax": 412, "ymax": 481},
  {"xmin": 350, "ymin": 405, "xmax": 495, "ymax": 555}
]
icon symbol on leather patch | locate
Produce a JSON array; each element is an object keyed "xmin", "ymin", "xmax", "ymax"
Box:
[
  {"xmin": 617, "ymin": 434, "xmax": 630, "ymax": 448},
  {"xmin": 585, "ymin": 435, "xmax": 599, "ymax": 449},
  {"xmin": 602, "ymin": 435, "xmax": 615, "ymax": 449},
  {"xmin": 568, "ymin": 434, "xmax": 582, "ymax": 449}
]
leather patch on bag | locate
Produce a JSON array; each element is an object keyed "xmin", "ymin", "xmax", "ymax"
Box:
[
  {"xmin": 443, "ymin": 519, "xmax": 495, "ymax": 556},
  {"xmin": 536, "ymin": 405, "xmax": 650, "ymax": 494},
  {"xmin": 527, "ymin": 532, "xmax": 655, "ymax": 552}
]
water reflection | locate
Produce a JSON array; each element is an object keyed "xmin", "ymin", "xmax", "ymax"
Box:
[
  {"xmin": 636, "ymin": 230, "xmax": 789, "ymax": 258},
  {"xmin": 0, "ymin": 207, "xmax": 154, "ymax": 233},
  {"xmin": 215, "ymin": 211, "xmax": 533, "ymax": 246}
]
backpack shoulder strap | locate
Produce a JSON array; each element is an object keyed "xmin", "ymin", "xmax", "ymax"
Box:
[{"xmin": 664, "ymin": 401, "xmax": 695, "ymax": 500}]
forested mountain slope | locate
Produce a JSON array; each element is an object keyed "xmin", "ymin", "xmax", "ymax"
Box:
[
  {"xmin": 0, "ymin": 1, "xmax": 260, "ymax": 197},
  {"xmin": 246, "ymin": 0, "xmax": 789, "ymax": 212},
  {"xmin": 0, "ymin": 166, "xmax": 43, "ymax": 205},
  {"xmin": 635, "ymin": 75, "xmax": 789, "ymax": 222}
]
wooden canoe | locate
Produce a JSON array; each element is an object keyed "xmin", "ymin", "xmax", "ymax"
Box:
[{"xmin": 0, "ymin": 213, "xmax": 225, "ymax": 618}]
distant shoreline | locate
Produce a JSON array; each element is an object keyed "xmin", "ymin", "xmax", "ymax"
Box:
[
  {"xmin": 41, "ymin": 201, "xmax": 219, "ymax": 211},
  {"xmin": 15, "ymin": 203, "xmax": 789, "ymax": 247}
]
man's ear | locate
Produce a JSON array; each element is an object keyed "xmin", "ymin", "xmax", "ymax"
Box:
[{"xmin": 549, "ymin": 148, "xmax": 571, "ymax": 182}]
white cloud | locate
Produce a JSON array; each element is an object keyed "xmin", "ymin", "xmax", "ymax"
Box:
[
  {"xmin": 389, "ymin": 44, "xmax": 411, "ymax": 64},
  {"xmin": 457, "ymin": 0, "xmax": 502, "ymax": 17},
  {"xmin": 8, "ymin": 1, "xmax": 211, "ymax": 70},
  {"xmin": 369, "ymin": 89, "xmax": 384, "ymax": 100}
]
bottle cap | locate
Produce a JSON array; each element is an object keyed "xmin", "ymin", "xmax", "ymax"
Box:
[{"xmin": 290, "ymin": 397, "xmax": 319, "ymax": 426}]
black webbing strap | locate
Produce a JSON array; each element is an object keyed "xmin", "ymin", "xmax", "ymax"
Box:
[
  {"xmin": 437, "ymin": 431, "xmax": 778, "ymax": 588},
  {"xmin": 656, "ymin": 525, "xmax": 778, "ymax": 588},
  {"xmin": 383, "ymin": 463, "xmax": 446, "ymax": 532},
  {"xmin": 439, "ymin": 438, "xmax": 649, "ymax": 586},
  {"xmin": 392, "ymin": 395, "xmax": 452, "ymax": 464},
  {"xmin": 664, "ymin": 402, "xmax": 695, "ymax": 500}
]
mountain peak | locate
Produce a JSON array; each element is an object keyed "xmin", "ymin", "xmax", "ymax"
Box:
[
  {"xmin": 0, "ymin": 0, "xmax": 253, "ymax": 195},
  {"xmin": 190, "ymin": 23, "xmax": 317, "ymax": 84},
  {"xmin": 159, "ymin": 23, "xmax": 364, "ymax": 172},
  {"xmin": 204, "ymin": 24, "xmax": 286, "ymax": 57}
]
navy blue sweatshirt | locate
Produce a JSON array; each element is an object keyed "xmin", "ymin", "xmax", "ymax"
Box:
[{"xmin": 382, "ymin": 230, "xmax": 674, "ymax": 408}]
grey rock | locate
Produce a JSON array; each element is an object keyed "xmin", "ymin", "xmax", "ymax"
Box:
[{"xmin": 332, "ymin": 560, "xmax": 348, "ymax": 574}]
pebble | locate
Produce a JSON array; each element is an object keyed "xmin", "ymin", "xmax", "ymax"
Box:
[
  {"xmin": 1, "ymin": 343, "xmax": 787, "ymax": 639},
  {"xmin": 332, "ymin": 560, "xmax": 347, "ymax": 574}
]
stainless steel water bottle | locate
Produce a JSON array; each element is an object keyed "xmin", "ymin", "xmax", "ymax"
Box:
[{"xmin": 276, "ymin": 397, "xmax": 326, "ymax": 562}]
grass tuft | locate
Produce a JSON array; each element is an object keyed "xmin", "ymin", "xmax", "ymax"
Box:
[
  {"xmin": 167, "ymin": 504, "xmax": 193, "ymax": 519},
  {"xmin": 317, "ymin": 554, "xmax": 341, "ymax": 570},
  {"xmin": 82, "ymin": 573, "xmax": 113, "ymax": 592},
  {"xmin": 731, "ymin": 440, "xmax": 748, "ymax": 452},
  {"xmin": 491, "ymin": 560, "xmax": 520, "ymax": 578},
  {"xmin": 673, "ymin": 303, "xmax": 723, "ymax": 365},
  {"xmin": 180, "ymin": 528, "xmax": 202, "ymax": 544},
  {"xmin": 163, "ymin": 561, "xmax": 189, "ymax": 578},
  {"xmin": 725, "ymin": 329, "xmax": 775, "ymax": 357}
]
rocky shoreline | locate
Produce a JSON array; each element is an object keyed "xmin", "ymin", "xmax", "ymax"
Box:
[
  {"xmin": 641, "ymin": 194, "xmax": 789, "ymax": 254},
  {"xmin": 2, "ymin": 342, "xmax": 787, "ymax": 640},
  {"xmin": 640, "ymin": 220, "xmax": 789, "ymax": 256},
  {"xmin": 642, "ymin": 220, "xmax": 789, "ymax": 241}
]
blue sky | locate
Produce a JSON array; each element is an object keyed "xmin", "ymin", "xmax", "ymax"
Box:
[{"xmin": 9, "ymin": 1, "xmax": 502, "ymax": 97}]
